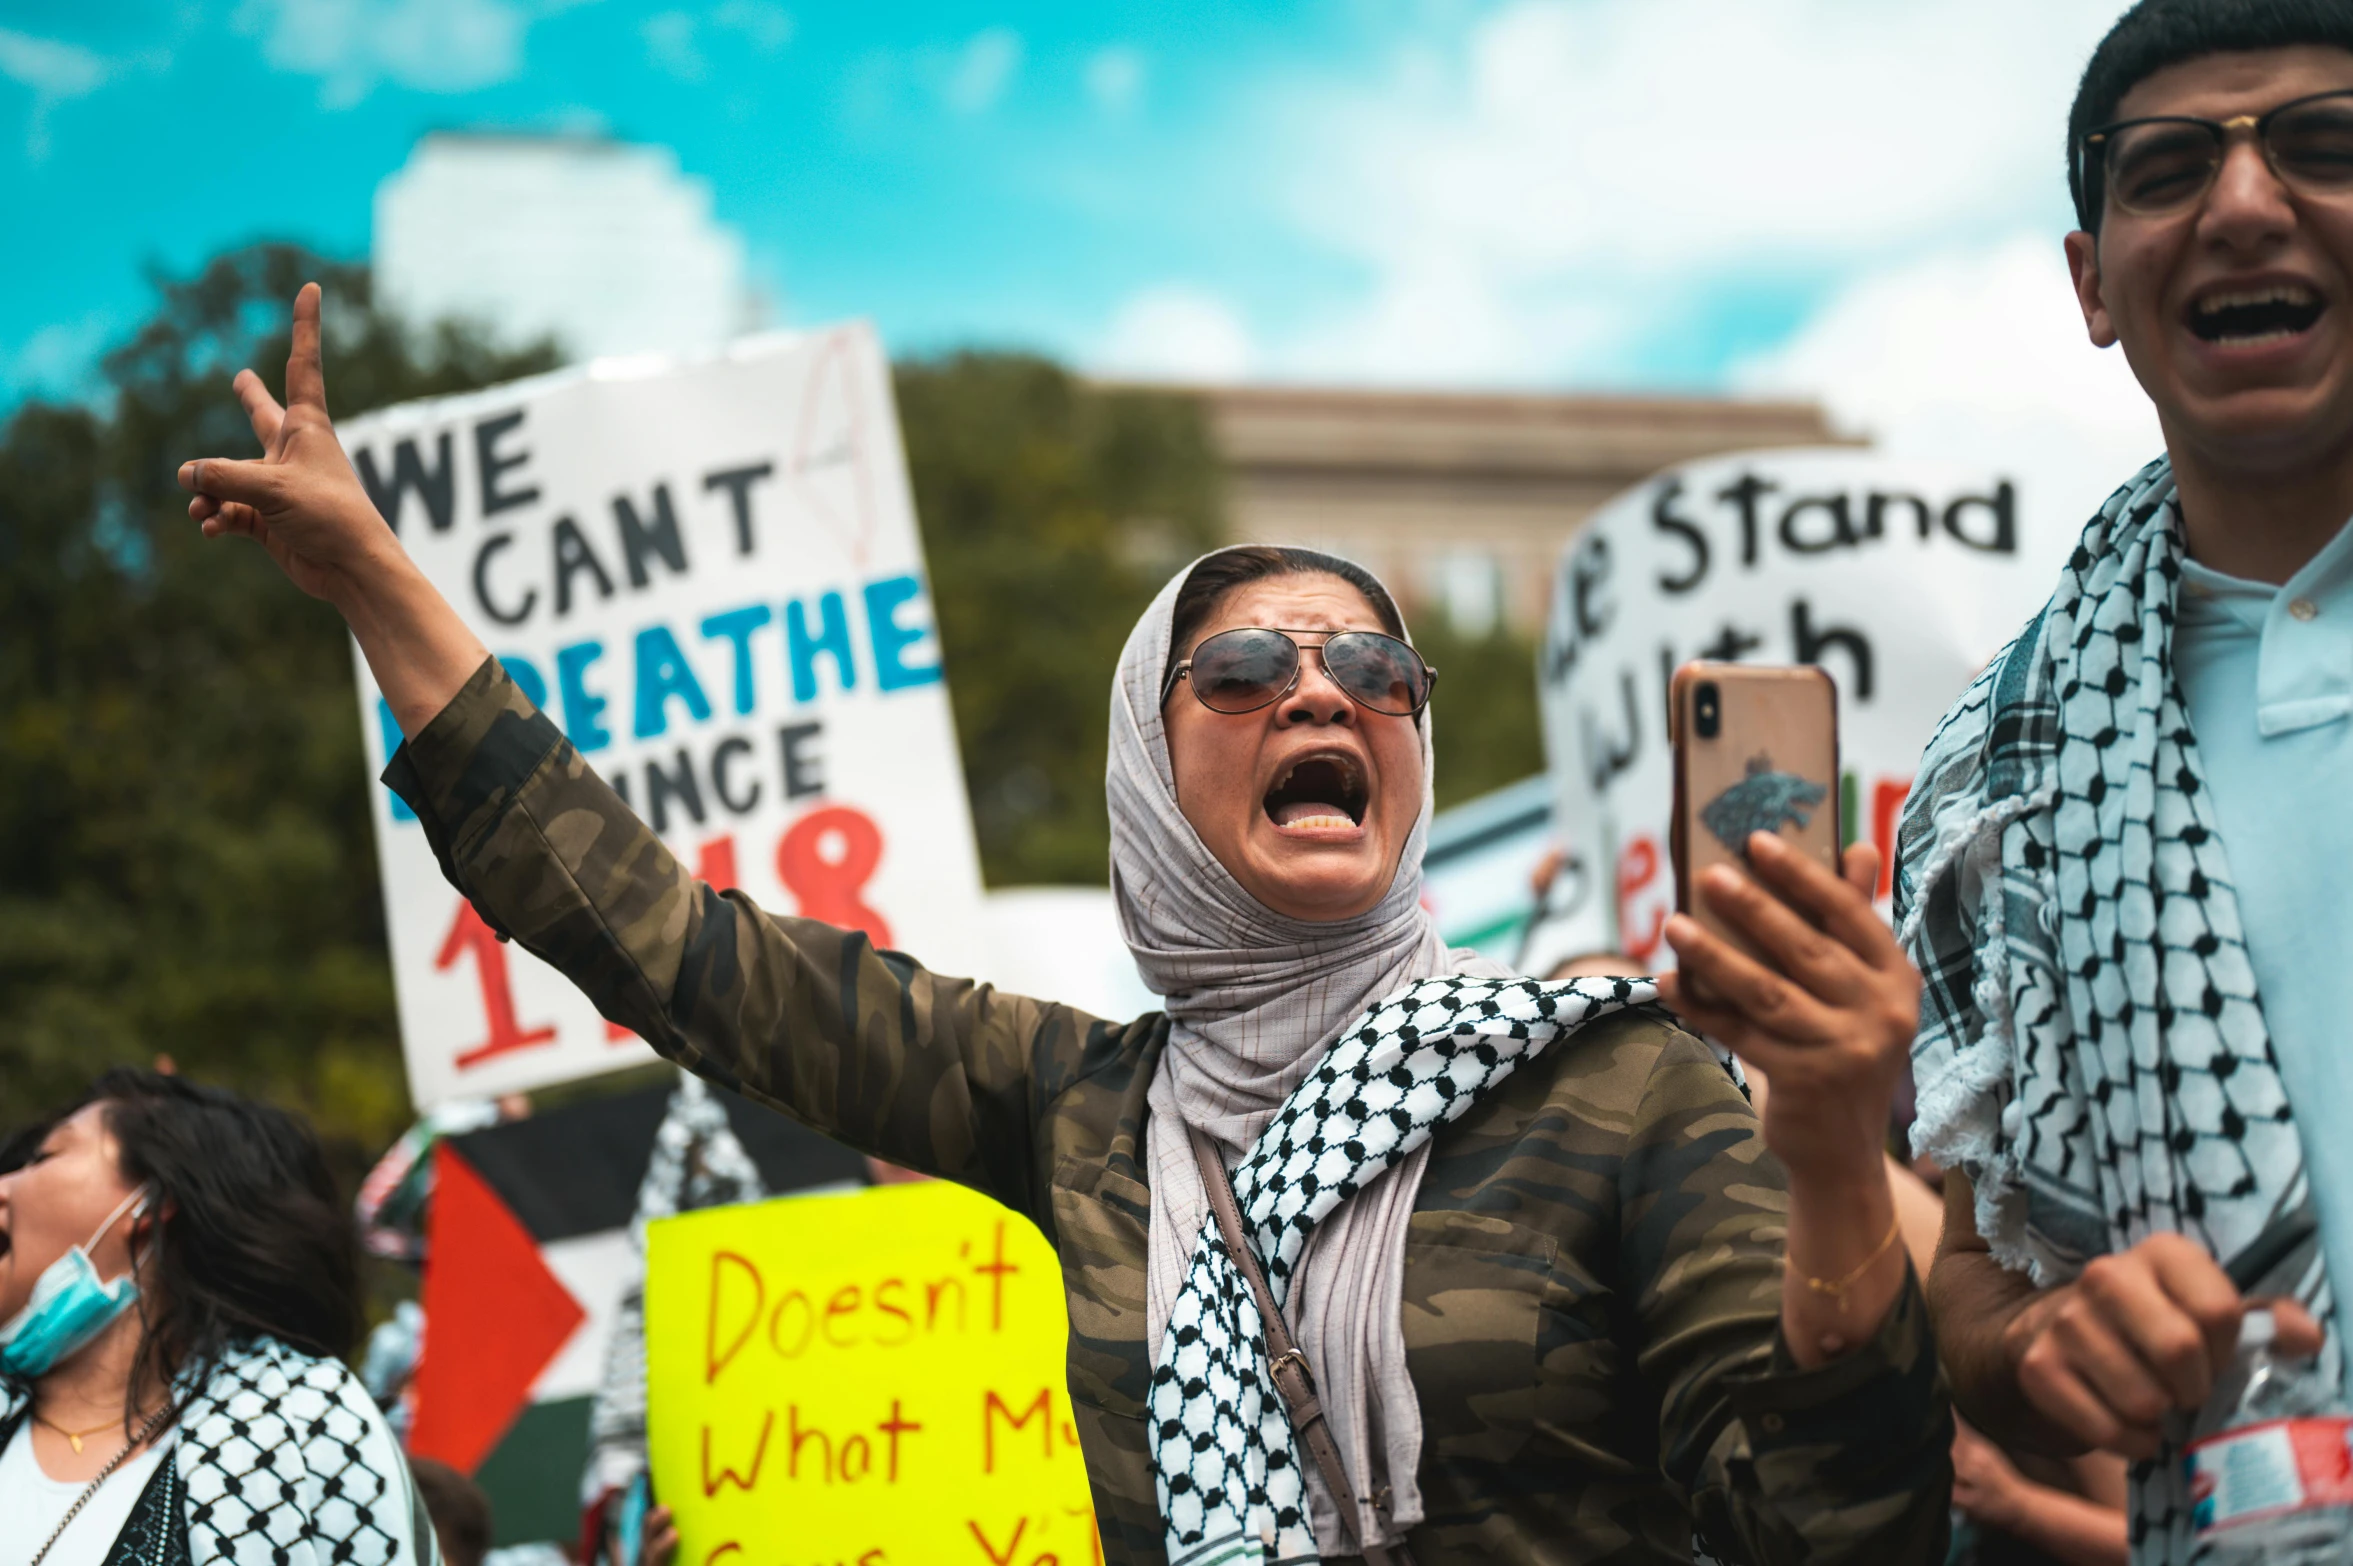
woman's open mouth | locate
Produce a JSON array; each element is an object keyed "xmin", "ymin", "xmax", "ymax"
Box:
[{"xmin": 1264, "ymin": 751, "xmax": 1368, "ymax": 836}]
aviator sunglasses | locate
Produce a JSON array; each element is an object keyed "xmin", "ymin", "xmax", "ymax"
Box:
[
  {"xmin": 2083, "ymin": 87, "xmax": 2353, "ymax": 219},
  {"xmin": 1162, "ymin": 627, "xmax": 1437, "ymax": 717}
]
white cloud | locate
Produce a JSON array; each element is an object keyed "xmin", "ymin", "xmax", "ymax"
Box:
[
  {"xmin": 1278, "ymin": 256, "xmax": 1626, "ymax": 388},
  {"xmin": 1250, "ymin": 0, "xmax": 2134, "ymax": 385},
  {"xmin": 1287, "ymin": 0, "xmax": 2120, "ymax": 271},
  {"xmin": 0, "ymin": 29, "xmax": 105, "ymax": 98},
  {"xmin": 1096, "ymin": 286, "xmax": 1256, "ymax": 382},
  {"xmin": 1085, "ymin": 45, "xmax": 1144, "ymax": 116},
  {"xmin": 237, "ymin": 0, "xmax": 530, "ymax": 108},
  {"xmin": 0, "ymin": 27, "xmax": 109, "ymax": 160},
  {"xmin": 642, "ymin": 10, "xmax": 703, "ymax": 82},
  {"xmin": 711, "ymin": 0, "xmax": 792, "ymax": 53},
  {"xmin": 1736, "ymin": 232, "xmax": 2164, "ymax": 521},
  {"xmin": 941, "ymin": 27, "xmax": 1020, "ymax": 115}
]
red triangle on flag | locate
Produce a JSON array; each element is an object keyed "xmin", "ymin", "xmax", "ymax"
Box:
[{"xmin": 410, "ymin": 1142, "xmax": 588, "ymax": 1475}]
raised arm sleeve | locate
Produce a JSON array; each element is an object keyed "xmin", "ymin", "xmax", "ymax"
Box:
[
  {"xmin": 381, "ymin": 656, "xmax": 1110, "ymax": 1227},
  {"xmin": 1624, "ymin": 1037, "xmax": 1953, "ymax": 1565}
]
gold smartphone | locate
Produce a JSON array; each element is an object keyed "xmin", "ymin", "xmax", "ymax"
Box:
[{"xmin": 1669, "ymin": 661, "xmax": 1841, "ymax": 965}]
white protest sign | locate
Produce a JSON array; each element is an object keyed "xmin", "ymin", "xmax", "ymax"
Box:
[
  {"xmin": 342, "ymin": 326, "xmax": 989, "ymax": 1110},
  {"xmin": 1534, "ymin": 447, "xmax": 2080, "ymax": 972}
]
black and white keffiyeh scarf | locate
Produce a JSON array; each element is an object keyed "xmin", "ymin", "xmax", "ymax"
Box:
[
  {"xmin": 1148, "ymin": 972, "xmax": 1658, "ymax": 1566},
  {"xmin": 1898, "ymin": 456, "xmax": 2335, "ymax": 1558},
  {"xmin": 3, "ymin": 1336, "xmax": 434, "ymax": 1565}
]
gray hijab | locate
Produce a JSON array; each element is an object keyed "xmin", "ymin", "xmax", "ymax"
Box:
[{"xmin": 1108, "ymin": 549, "xmax": 1507, "ymax": 1555}]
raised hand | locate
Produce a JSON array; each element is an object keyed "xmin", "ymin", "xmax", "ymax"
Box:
[
  {"xmin": 1949, "ymin": 1420, "xmax": 2033, "ymax": 1537},
  {"xmin": 178, "ymin": 283, "xmax": 396, "ymax": 605},
  {"xmin": 642, "ymin": 1504, "xmax": 679, "ymax": 1566},
  {"xmin": 178, "ymin": 283, "xmax": 489, "ymax": 735}
]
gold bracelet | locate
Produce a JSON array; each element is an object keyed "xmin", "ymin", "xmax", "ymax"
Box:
[{"xmin": 1802, "ymin": 1209, "xmax": 1904, "ymax": 1314}]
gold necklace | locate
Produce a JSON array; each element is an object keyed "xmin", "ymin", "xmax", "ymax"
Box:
[
  {"xmin": 27, "ymin": 1402, "xmax": 175, "ymax": 1566},
  {"xmin": 32, "ymin": 1410, "xmax": 131, "ymax": 1455}
]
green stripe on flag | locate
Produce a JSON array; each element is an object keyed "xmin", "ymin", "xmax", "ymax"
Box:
[{"xmin": 475, "ymin": 1394, "xmax": 594, "ymax": 1546}]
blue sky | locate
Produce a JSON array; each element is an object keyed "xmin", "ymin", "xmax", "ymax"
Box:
[
  {"xmin": 9, "ymin": 0, "xmax": 1359, "ymax": 397},
  {"xmin": 3, "ymin": 0, "xmax": 2164, "ymax": 478}
]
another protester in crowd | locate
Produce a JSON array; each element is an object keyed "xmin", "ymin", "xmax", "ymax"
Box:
[
  {"xmin": 1538, "ymin": 948, "xmax": 1643, "ymax": 982},
  {"xmin": 0, "ymin": 1070, "xmax": 435, "ymax": 1566},
  {"xmin": 1898, "ymin": 2, "xmax": 2353, "ymax": 1555},
  {"xmin": 358, "ymin": 1298, "xmax": 424, "ymax": 1445},
  {"xmin": 580, "ymin": 1074, "xmax": 756, "ymax": 1566},
  {"xmin": 177, "ymin": 292, "xmax": 1952, "ymax": 1565},
  {"xmin": 1949, "ymin": 1422, "xmax": 2129, "ymax": 1566},
  {"xmin": 413, "ymin": 1459, "xmax": 491, "ymax": 1566},
  {"xmin": 1514, "ymin": 844, "xmax": 1606, "ymax": 975},
  {"xmin": 353, "ymin": 1094, "xmax": 524, "ymax": 1264},
  {"xmin": 592, "ymin": 1496, "xmax": 678, "ymax": 1566}
]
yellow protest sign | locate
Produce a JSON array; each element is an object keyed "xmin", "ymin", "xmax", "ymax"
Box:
[{"xmin": 645, "ymin": 1180, "xmax": 1101, "ymax": 1566}]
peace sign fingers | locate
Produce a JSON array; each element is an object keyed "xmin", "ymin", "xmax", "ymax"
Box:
[
  {"xmin": 178, "ymin": 283, "xmax": 397, "ymax": 605},
  {"xmin": 284, "ymin": 281, "xmax": 329, "ymax": 416},
  {"xmin": 233, "ymin": 369, "xmax": 286, "ymax": 452}
]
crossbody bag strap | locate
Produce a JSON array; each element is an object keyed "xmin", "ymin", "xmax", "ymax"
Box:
[{"xmin": 1189, "ymin": 1129, "xmax": 1414, "ymax": 1566}]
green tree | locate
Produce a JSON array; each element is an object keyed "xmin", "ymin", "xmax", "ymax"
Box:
[
  {"xmin": 0, "ymin": 258, "xmax": 1229, "ymax": 1155},
  {"xmin": 897, "ymin": 353, "xmax": 1222, "ymax": 884},
  {"xmin": 0, "ymin": 245, "xmax": 560, "ymax": 1165},
  {"xmin": 1411, "ymin": 618, "xmax": 1548, "ymax": 812},
  {"xmin": 2, "ymin": 241, "xmax": 1540, "ymax": 1170}
]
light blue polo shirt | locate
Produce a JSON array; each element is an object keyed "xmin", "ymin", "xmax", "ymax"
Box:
[{"xmin": 2174, "ymin": 515, "xmax": 2353, "ymax": 1310}]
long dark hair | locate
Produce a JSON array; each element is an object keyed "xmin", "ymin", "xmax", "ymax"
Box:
[{"xmin": 72, "ymin": 1070, "xmax": 362, "ymax": 1417}]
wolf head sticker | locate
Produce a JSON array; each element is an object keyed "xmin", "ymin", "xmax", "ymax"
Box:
[{"xmin": 1700, "ymin": 754, "xmax": 1828, "ymax": 857}]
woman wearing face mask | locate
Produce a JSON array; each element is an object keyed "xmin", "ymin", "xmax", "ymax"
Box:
[
  {"xmin": 177, "ymin": 289, "xmax": 1952, "ymax": 1565},
  {"xmin": 0, "ymin": 1070, "xmax": 435, "ymax": 1566}
]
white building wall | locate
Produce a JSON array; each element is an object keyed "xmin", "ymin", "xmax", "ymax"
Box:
[{"xmin": 374, "ymin": 134, "xmax": 757, "ymax": 362}]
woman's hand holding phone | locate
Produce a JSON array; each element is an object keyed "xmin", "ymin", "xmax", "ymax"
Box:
[
  {"xmin": 1659, "ymin": 835, "xmax": 1924, "ymax": 1365},
  {"xmin": 1660, "ymin": 834, "xmax": 1917, "ymax": 1185}
]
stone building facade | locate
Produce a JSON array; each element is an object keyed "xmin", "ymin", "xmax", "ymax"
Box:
[{"xmin": 1184, "ymin": 385, "xmax": 1849, "ymax": 636}]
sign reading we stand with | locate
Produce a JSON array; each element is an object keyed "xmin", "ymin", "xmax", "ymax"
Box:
[
  {"xmin": 342, "ymin": 325, "xmax": 989, "ymax": 1109},
  {"xmin": 1534, "ymin": 447, "xmax": 2073, "ymax": 969},
  {"xmin": 645, "ymin": 1181, "xmax": 1100, "ymax": 1566}
]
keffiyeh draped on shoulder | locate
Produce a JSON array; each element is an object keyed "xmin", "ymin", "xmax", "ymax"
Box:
[
  {"xmin": 1896, "ymin": 456, "xmax": 2335, "ymax": 1559},
  {"xmin": 1107, "ymin": 551, "xmax": 1519, "ymax": 1559},
  {"xmin": 3, "ymin": 1337, "xmax": 436, "ymax": 1566},
  {"xmin": 1148, "ymin": 972, "xmax": 1657, "ymax": 1566}
]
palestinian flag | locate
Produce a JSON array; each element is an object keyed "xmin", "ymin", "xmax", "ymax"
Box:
[{"xmin": 408, "ymin": 1080, "xmax": 866, "ymax": 1545}]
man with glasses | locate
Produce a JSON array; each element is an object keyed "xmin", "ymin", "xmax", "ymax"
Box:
[{"xmin": 1900, "ymin": 0, "xmax": 2353, "ymax": 1557}]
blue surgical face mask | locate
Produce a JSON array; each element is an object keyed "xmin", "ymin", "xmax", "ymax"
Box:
[{"xmin": 0, "ymin": 1184, "xmax": 152, "ymax": 1380}]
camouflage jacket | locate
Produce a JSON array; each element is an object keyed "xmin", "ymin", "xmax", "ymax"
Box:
[{"xmin": 386, "ymin": 660, "xmax": 1951, "ymax": 1566}]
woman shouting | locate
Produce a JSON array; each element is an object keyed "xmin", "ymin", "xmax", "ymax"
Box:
[{"xmin": 179, "ymin": 285, "xmax": 1950, "ymax": 1565}]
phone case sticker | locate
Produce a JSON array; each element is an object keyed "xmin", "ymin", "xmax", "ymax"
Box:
[{"xmin": 1699, "ymin": 754, "xmax": 1829, "ymax": 858}]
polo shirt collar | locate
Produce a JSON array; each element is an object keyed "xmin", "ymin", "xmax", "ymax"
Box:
[{"xmin": 2179, "ymin": 512, "xmax": 2353, "ymax": 738}]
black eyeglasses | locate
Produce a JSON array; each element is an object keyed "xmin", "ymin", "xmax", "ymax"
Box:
[
  {"xmin": 1162, "ymin": 627, "xmax": 1437, "ymax": 717},
  {"xmin": 2083, "ymin": 87, "xmax": 2353, "ymax": 219}
]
